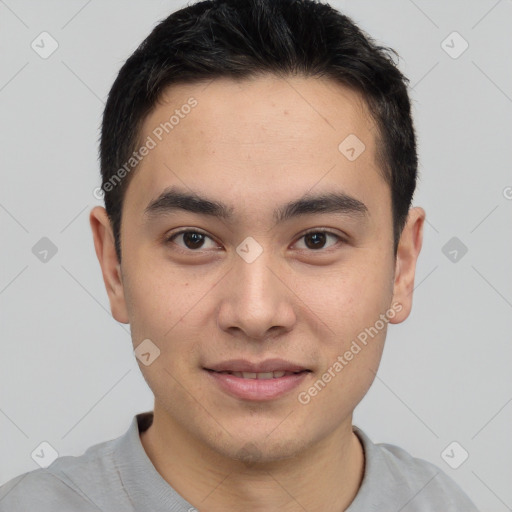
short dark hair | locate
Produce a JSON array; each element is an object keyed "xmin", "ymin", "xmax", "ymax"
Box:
[{"xmin": 100, "ymin": 0, "xmax": 418, "ymax": 262}]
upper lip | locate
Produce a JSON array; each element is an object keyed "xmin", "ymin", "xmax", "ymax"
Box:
[{"xmin": 205, "ymin": 358, "xmax": 310, "ymax": 373}]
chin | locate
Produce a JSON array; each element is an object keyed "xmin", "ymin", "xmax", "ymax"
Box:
[{"xmin": 211, "ymin": 431, "xmax": 307, "ymax": 465}]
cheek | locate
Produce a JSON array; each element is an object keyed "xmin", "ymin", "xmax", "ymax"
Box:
[
  {"xmin": 298, "ymin": 256, "xmax": 393, "ymax": 404},
  {"xmin": 121, "ymin": 255, "xmax": 180, "ymax": 345},
  {"xmin": 122, "ymin": 255, "xmax": 217, "ymax": 366},
  {"xmin": 297, "ymin": 258, "xmax": 393, "ymax": 340},
  {"xmin": 318, "ymin": 260, "xmax": 394, "ymax": 401}
]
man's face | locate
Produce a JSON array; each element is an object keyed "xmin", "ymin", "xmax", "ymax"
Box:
[{"xmin": 97, "ymin": 76, "xmax": 416, "ymax": 461}]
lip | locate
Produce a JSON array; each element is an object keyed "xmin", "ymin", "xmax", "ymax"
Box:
[
  {"xmin": 205, "ymin": 370, "xmax": 310, "ymax": 401},
  {"xmin": 205, "ymin": 358, "xmax": 309, "ymax": 373},
  {"xmin": 204, "ymin": 359, "xmax": 311, "ymax": 401}
]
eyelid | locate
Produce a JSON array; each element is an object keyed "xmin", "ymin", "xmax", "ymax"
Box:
[
  {"xmin": 165, "ymin": 228, "xmax": 220, "ymax": 250},
  {"xmin": 298, "ymin": 227, "xmax": 346, "ymax": 241},
  {"xmin": 165, "ymin": 227, "xmax": 346, "ymax": 252},
  {"xmin": 293, "ymin": 228, "xmax": 345, "ymax": 251}
]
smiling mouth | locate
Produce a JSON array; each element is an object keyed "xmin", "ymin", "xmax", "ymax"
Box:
[
  {"xmin": 207, "ymin": 370, "xmax": 309, "ymax": 379},
  {"xmin": 204, "ymin": 365, "xmax": 311, "ymax": 401}
]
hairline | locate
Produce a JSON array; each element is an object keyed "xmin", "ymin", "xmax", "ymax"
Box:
[{"xmin": 112, "ymin": 72, "xmax": 396, "ymax": 259}]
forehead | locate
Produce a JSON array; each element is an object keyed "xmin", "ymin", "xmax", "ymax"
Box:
[{"xmin": 125, "ymin": 75, "xmax": 388, "ymax": 224}]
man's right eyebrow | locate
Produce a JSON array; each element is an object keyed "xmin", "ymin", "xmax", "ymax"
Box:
[
  {"xmin": 143, "ymin": 186, "xmax": 369, "ymax": 226},
  {"xmin": 144, "ymin": 187, "xmax": 234, "ymax": 221}
]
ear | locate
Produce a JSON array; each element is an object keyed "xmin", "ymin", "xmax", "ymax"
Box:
[
  {"xmin": 89, "ymin": 206, "xmax": 129, "ymax": 324},
  {"xmin": 389, "ymin": 207, "xmax": 425, "ymax": 324}
]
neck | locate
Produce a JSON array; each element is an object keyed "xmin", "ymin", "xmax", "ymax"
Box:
[{"xmin": 140, "ymin": 407, "xmax": 365, "ymax": 512}]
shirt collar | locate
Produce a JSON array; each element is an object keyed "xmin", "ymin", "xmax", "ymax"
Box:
[
  {"xmin": 113, "ymin": 411, "xmax": 195, "ymax": 512},
  {"xmin": 113, "ymin": 411, "xmax": 390, "ymax": 511}
]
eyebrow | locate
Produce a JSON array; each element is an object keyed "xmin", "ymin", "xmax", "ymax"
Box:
[{"xmin": 144, "ymin": 185, "xmax": 369, "ymax": 226}]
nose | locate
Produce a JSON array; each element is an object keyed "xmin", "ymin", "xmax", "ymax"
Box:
[{"xmin": 216, "ymin": 245, "xmax": 297, "ymax": 342}]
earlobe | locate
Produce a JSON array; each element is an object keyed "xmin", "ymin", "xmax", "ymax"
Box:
[
  {"xmin": 389, "ymin": 207, "xmax": 425, "ymax": 325},
  {"xmin": 89, "ymin": 206, "xmax": 130, "ymax": 324}
]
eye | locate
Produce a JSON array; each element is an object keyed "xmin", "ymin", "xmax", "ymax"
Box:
[
  {"xmin": 165, "ymin": 228, "xmax": 344, "ymax": 253},
  {"xmin": 166, "ymin": 230, "xmax": 219, "ymax": 251},
  {"xmin": 294, "ymin": 229, "xmax": 343, "ymax": 251}
]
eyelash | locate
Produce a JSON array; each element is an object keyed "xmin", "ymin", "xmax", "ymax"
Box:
[{"xmin": 165, "ymin": 228, "xmax": 345, "ymax": 253}]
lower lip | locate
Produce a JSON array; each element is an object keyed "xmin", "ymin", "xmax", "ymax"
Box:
[{"xmin": 205, "ymin": 370, "xmax": 310, "ymax": 401}]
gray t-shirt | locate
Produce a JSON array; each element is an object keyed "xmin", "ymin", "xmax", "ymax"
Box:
[{"xmin": 0, "ymin": 411, "xmax": 479, "ymax": 511}]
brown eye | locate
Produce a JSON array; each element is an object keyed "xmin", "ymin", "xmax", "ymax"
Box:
[
  {"xmin": 304, "ymin": 232, "xmax": 327, "ymax": 249},
  {"xmin": 182, "ymin": 232, "xmax": 206, "ymax": 249},
  {"xmin": 295, "ymin": 230, "xmax": 342, "ymax": 251},
  {"xmin": 166, "ymin": 230, "xmax": 218, "ymax": 251}
]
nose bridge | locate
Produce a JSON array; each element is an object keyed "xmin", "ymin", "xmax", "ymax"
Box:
[
  {"xmin": 233, "ymin": 237, "xmax": 278, "ymax": 311},
  {"xmin": 216, "ymin": 236, "xmax": 295, "ymax": 339}
]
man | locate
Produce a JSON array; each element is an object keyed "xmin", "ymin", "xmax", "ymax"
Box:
[{"xmin": 0, "ymin": 0, "xmax": 479, "ymax": 510}]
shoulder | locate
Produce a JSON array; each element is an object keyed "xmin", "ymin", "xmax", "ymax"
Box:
[
  {"xmin": 351, "ymin": 427, "xmax": 480, "ymax": 512},
  {"xmin": 0, "ymin": 437, "xmax": 125, "ymax": 512},
  {"xmin": 378, "ymin": 440, "xmax": 475, "ymax": 505},
  {"xmin": 0, "ymin": 469, "xmax": 101, "ymax": 511}
]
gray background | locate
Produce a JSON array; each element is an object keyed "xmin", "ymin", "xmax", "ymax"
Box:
[{"xmin": 1, "ymin": 1, "xmax": 511, "ymax": 510}]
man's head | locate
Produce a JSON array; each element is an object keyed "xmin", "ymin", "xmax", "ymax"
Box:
[
  {"xmin": 90, "ymin": 0, "xmax": 424, "ymax": 464},
  {"xmin": 98, "ymin": 0, "xmax": 418, "ymax": 263}
]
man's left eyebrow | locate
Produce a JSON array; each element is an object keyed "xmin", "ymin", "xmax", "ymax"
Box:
[
  {"xmin": 275, "ymin": 192, "xmax": 368, "ymax": 224},
  {"xmin": 143, "ymin": 186, "xmax": 369, "ymax": 225}
]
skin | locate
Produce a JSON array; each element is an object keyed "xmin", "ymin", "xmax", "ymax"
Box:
[{"xmin": 90, "ymin": 75, "xmax": 425, "ymax": 512}]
